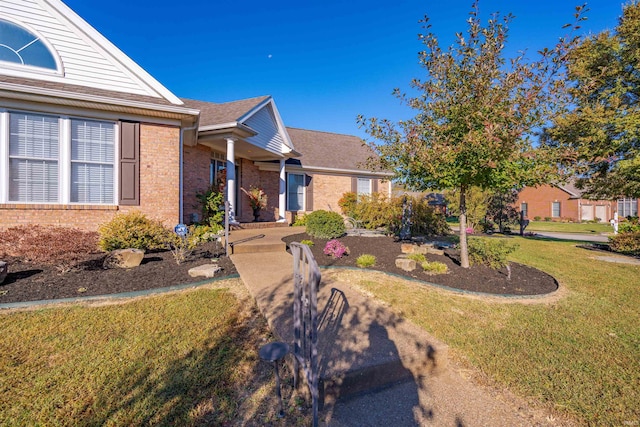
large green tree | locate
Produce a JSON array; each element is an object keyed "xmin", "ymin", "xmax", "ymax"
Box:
[
  {"xmin": 358, "ymin": 2, "xmax": 582, "ymax": 267},
  {"xmin": 545, "ymin": 2, "xmax": 640, "ymax": 199}
]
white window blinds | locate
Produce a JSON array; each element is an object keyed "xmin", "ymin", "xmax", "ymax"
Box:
[
  {"xmin": 9, "ymin": 112, "xmax": 59, "ymax": 202},
  {"xmin": 71, "ymin": 119, "xmax": 115, "ymax": 204}
]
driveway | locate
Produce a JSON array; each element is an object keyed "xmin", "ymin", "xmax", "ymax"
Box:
[{"xmin": 530, "ymin": 231, "xmax": 609, "ymax": 243}]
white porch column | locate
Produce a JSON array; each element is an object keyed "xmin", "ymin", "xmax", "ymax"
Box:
[
  {"xmin": 278, "ymin": 159, "xmax": 286, "ymax": 222},
  {"xmin": 226, "ymin": 137, "xmax": 239, "ymax": 224}
]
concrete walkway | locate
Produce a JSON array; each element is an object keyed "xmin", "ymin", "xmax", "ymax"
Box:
[{"xmin": 229, "ymin": 227, "xmax": 559, "ymax": 426}]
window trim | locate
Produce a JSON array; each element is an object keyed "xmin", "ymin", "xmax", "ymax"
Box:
[
  {"xmin": 1, "ymin": 109, "xmax": 118, "ymax": 205},
  {"xmin": 286, "ymin": 172, "xmax": 305, "ymax": 211},
  {"xmin": 551, "ymin": 201, "xmax": 561, "ymax": 218}
]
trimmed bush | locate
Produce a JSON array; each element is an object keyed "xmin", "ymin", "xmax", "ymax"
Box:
[
  {"xmin": 292, "ymin": 213, "xmax": 308, "ymax": 227},
  {"xmin": 356, "ymin": 254, "xmax": 376, "ymax": 268},
  {"xmin": 468, "ymin": 237, "xmax": 518, "ymax": 270},
  {"xmin": 609, "ymin": 231, "xmax": 640, "ymax": 256},
  {"xmin": 0, "ymin": 225, "xmax": 99, "ymax": 273},
  {"xmin": 306, "ymin": 210, "xmax": 346, "ymax": 239},
  {"xmin": 300, "ymin": 239, "xmax": 314, "ymax": 247},
  {"xmin": 98, "ymin": 211, "xmax": 171, "ymax": 252},
  {"xmin": 421, "ymin": 261, "xmax": 449, "ymax": 275}
]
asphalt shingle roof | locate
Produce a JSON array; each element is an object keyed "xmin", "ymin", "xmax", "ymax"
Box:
[
  {"xmin": 181, "ymin": 96, "xmax": 270, "ymax": 127},
  {"xmin": 285, "ymin": 127, "xmax": 379, "ymax": 172}
]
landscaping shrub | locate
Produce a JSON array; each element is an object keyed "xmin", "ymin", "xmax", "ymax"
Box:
[
  {"xmin": 407, "ymin": 253, "xmax": 426, "ymax": 263},
  {"xmin": 390, "ymin": 196, "xmax": 450, "ymax": 236},
  {"xmin": 356, "ymin": 254, "xmax": 376, "ymax": 268},
  {"xmin": 609, "ymin": 231, "xmax": 640, "ymax": 256},
  {"xmin": 0, "ymin": 225, "xmax": 99, "ymax": 273},
  {"xmin": 338, "ymin": 192, "xmax": 358, "ymax": 218},
  {"xmin": 468, "ymin": 237, "xmax": 518, "ymax": 279},
  {"xmin": 421, "ymin": 261, "xmax": 449, "ymax": 275},
  {"xmin": 306, "ymin": 210, "xmax": 346, "ymax": 239},
  {"xmin": 300, "ymin": 239, "xmax": 314, "ymax": 247},
  {"xmin": 189, "ymin": 224, "xmax": 223, "ymax": 245},
  {"xmin": 195, "ymin": 185, "xmax": 225, "ymax": 227},
  {"xmin": 98, "ymin": 211, "xmax": 171, "ymax": 252},
  {"xmin": 352, "ymin": 193, "xmax": 398, "ymax": 230},
  {"xmin": 534, "ymin": 216, "xmax": 541, "ymax": 221},
  {"xmin": 618, "ymin": 217, "xmax": 640, "ymax": 234},
  {"xmin": 291, "ymin": 213, "xmax": 308, "ymax": 227},
  {"xmin": 323, "ymin": 239, "xmax": 349, "ymax": 259}
]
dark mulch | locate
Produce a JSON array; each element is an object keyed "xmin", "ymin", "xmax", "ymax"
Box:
[
  {"xmin": 282, "ymin": 233, "xmax": 558, "ymax": 296},
  {"xmin": 0, "ymin": 242, "xmax": 237, "ymax": 304}
]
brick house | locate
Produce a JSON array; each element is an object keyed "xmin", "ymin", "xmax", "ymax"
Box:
[
  {"xmin": 0, "ymin": 0, "xmax": 391, "ymax": 231},
  {"xmin": 516, "ymin": 183, "xmax": 617, "ymax": 223}
]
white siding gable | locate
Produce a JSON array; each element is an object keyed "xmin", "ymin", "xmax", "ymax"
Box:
[
  {"xmin": 242, "ymin": 104, "xmax": 286, "ymax": 155},
  {"xmin": 0, "ymin": 0, "xmax": 182, "ymax": 104}
]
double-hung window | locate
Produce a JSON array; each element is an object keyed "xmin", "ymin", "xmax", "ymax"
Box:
[
  {"xmin": 287, "ymin": 173, "xmax": 304, "ymax": 211},
  {"xmin": 71, "ymin": 119, "xmax": 114, "ymax": 203},
  {"xmin": 552, "ymin": 201, "xmax": 561, "ymax": 218},
  {"xmin": 4, "ymin": 111, "xmax": 116, "ymax": 205},
  {"xmin": 9, "ymin": 112, "xmax": 59, "ymax": 202},
  {"xmin": 356, "ymin": 177, "xmax": 371, "ymax": 196}
]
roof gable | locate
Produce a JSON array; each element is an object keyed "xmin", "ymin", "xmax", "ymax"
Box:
[{"xmin": 0, "ymin": 0, "xmax": 182, "ymax": 105}]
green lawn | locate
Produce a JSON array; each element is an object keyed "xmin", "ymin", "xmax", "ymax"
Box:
[
  {"xmin": 0, "ymin": 282, "xmax": 309, "ymax": 426},
  {"xmin": 448, "ymin": 220, "xmax": 613, "ymax": 234},
  {"xmin": 349, "ymin": 237, "xmax": 639, "ymax": 426},
  {"xmin": 525, "ymin": 220, "xmax": 613, "ymax": 234}
]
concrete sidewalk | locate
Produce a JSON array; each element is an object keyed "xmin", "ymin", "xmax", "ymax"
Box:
[{"xmin": 229, "ymin": 227, "xmax": 559, "ymax": 426}]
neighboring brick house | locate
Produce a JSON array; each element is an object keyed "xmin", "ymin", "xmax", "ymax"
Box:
[
  {"xmin": 516, "ymin": 183, "xmax": 617, "ymax": 223},
  {"xmin": 0, "ymin": 0, "xmax": 390, "ymax": 231}
]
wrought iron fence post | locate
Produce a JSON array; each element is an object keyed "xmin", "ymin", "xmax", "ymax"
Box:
[{"xmin": 291, "ymin": 242, "xmax": 320, "ymax": 427}]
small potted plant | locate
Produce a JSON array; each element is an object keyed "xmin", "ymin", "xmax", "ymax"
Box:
[{"xmin": 241, "ymin": 186, "xmax": 268, "ymax": 221}]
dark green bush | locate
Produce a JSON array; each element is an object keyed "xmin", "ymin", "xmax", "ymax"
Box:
[
  {"xmin": 609, "ymin": 231, "xmax": 640, "ymax": 256},
  {"xmin": 468, "ymin": 237, "xmax": 518, "ymax": 270},
  {"xmin": 195, "ymin": 186, "xmax": 225, "ymax": 227},
  {"xmin": 98, "ymin": 211, "xmax": 171, "ymax": 251},
  {"xmin": 305, "ymin": 210, "xmax": 346, "ymax": 239}
]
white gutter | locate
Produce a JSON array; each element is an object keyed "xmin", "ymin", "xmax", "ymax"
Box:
[
  {"xmin": 0, "ymin": 82, "xmax": 200, "ymax": 118},
  {"xmin": 254, "ymin": 161, "xmax": 394, "ymax": 177}
]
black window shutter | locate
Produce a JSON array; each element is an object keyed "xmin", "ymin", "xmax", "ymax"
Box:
[
  {"xmin": 305, "ymin": 174, "xmax": 313, "ymax": 211},
  {"xmin": 119, "ymin": 121, "xmax": 140, "ymax": 206},
  {"xmin": 351, "ymin": 177, "xmax": 357, "ymax": 193},
  {"xmin": 372, "ymin": 179, "xmax": 378, "ymax": 193}
]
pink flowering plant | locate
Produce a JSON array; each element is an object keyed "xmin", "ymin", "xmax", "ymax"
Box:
[{"xmin": 323, "ymin": 239, "xmax": 349, "ymax": 259}]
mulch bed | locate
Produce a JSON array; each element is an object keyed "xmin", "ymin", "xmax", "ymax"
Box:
[
  {"xmin": 1, "ymin": 232, "xmax": 559, "ymax": 305},
  {"xmin": 0, "ymin": 242, "xmax": 237, "ymax": 304},
  {"xmin": 282, "ymin": 233, "xmax": 558, "ymax": 296}
]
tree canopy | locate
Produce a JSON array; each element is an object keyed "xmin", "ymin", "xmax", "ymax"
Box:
[
  {"xmin": 358, "ymin": 1, "xmax": 583, "ymax": 267},
  {"xmin": 544, "ymin": 1, "xmax": 640, "ymax": 199}
]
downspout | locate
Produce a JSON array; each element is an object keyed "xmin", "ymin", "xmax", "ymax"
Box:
[{"xmin": 179, "ymin": 122, "xmax": 199, "ymax": 224}]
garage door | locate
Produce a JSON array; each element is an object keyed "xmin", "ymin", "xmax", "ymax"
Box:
[
  {"xmin": 595, "ymin": 205, "xmax": 607, "ymax": 222},
  {"xmin": 581, "ymin": 205, "xmax": 594, "ymax": 221}
]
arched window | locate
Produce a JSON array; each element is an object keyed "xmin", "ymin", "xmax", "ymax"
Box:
[{"xmin": 0, "ymin": 18, "xmax": 57, "ymax": 71}]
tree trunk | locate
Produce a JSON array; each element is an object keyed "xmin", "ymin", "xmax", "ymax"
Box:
[{"xmin": 459, "ymin": 186, "xmax": 470, "ymax": 268}]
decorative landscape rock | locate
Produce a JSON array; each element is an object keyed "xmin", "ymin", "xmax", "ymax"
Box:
[
  {"xmin": 0, "ymin": 261, "xmax": 7, "ymax": 284},
  {"xmin": 103, "ymin": 248, "xmax": 145, "ymax": 269},
  {"xmin": 395, "ymin": 257, "xmax": 417, "ymax": 272},
  {"xmin": 188, "ymin": 264, "xmax": 222, "ymax": 278}
]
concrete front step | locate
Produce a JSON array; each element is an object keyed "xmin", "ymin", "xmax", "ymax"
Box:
[{"xmin": 230, "ymin": 242, "xmax": 286, "ymax": 254}]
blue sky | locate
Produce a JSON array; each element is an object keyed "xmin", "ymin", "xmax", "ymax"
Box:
[{"xmin": 64, "ymin": 0, "xmax": 626, "ymax": 139}]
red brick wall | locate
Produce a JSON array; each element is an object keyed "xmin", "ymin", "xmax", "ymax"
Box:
[
  {"xmin": 0, "ymin": 123, "xmax": 181, "ymax": 231},
  {"xmin": 183, "ymin": 144, "xmax": 211, "ymax": 224}
]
